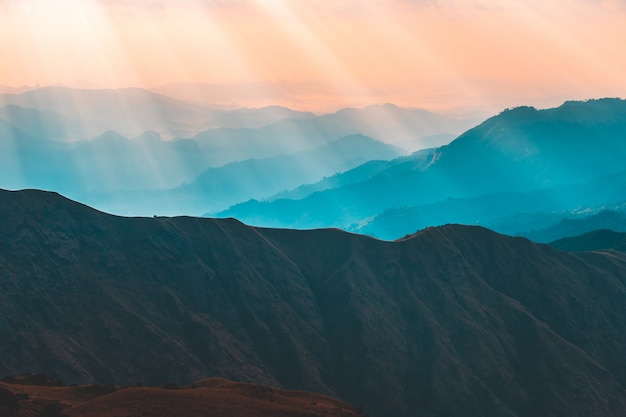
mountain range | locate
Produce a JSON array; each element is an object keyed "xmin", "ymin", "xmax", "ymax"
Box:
[
  {"xmin": 2, "ymin": 189, "xmax": 626, "ymax": 417},
  {"xmin": 0, "ymin": 86, "xmax": 488, "ymax": 218},
  {"xmin": 550, "ymin": 229, "xmax": 626, "ymax": 252},
  {"xmin": 80, "ymin": 134, "xmax": 402, "ymax": 216},
  {"xmin": 217, "ymin": 98, "xmax": 626, "ymax": 241}
]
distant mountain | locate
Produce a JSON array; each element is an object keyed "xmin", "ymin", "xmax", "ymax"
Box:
[
  {"xmin": 0, "ymin": 119, "xmax": 55, "ymax": 190},
  {"xmin": 201, "ymin": 105, "xmax": 317, "ymax": 129},
  {"xmin": 550, "ymin": 229, "xmax": 626, "ymax": 252},
  {"xmin": 313, "ymin": 103, "xmax": 481, "ymax": 151},
  {"xmin": 267, "ymin": 148, "xmax": 437, "ymax": 202},
  {"xmin": 355, "ymin": 170, "xmax": 626, "ymax": 240},
  {"xmin": 521, "ymin": 210, "xmax": 626, "ymax": 243},
  {"xmin": 3, "ymin": 189, "xmax": 626, "ymax": 417},
  {"xmin": 0, "ymin": 86, "xmax": 212, "ymax": 139},
  {"xmin": 84, "ymin": 135, "xmax": 402, "ymax": 216},
  {"xmin": 192, "ymin": 103, "xmax": 478, "ymax": 166},
  {"xmin": 0, "ymin": 105, "xmax": 84, "ymax": 141},
  {"xmin": 217, "ymin": 99, "xmax": 626, "ymax": 235},
  {"xmin": 0, "ymin": 377, "xmax": 362, "ymax": 417},
  {"xmin": 0, "ymin": 129, "xmax": 210, "ymax": 195},
  {"xmin": 0, "ymin": 87, "xmax": 475, "ymax": 152},
  {"xmin": 0, "ymin": 85, "xmax": 34, "ymax": 94}
]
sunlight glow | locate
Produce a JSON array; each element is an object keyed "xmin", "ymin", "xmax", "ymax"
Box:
[{"xmin": 0, "ymin": 0, "xmax": 625, "ymax": 111}]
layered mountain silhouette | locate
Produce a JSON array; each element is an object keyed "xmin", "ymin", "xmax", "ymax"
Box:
[
  {"xmin": 0, "ymin": 87, "xmax": 488, "ymax": 218},
  {"xmin": 3, "ymin": 189, "xmax": 626, "ymax": 417},
  {"xmin": 355, "ymin": 170, "xmax": 626, "ymax": 240},
  {"xmin": 81, "ymin": 134, "xmax": 402, "ymax": 216},
  {"xmin": 217, "ymin": 99, "xmax": 626, "ymax": 240},
  {"xmin": 522, "ymin": 209, "xmax": 626, "ymax": 243}
]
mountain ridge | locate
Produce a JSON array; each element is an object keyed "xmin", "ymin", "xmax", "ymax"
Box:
[
  {"xmin": 216, "ymin": 98, "xmax": 626, "ymax": 238},
  {"xmin": 3, "ymin": 189, "xmax": 626, "ymax": 417}
]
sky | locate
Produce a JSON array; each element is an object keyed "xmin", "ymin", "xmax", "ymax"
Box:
[{"xmin": 1, "ymin": 0, "xmax": 625, "ymax": 112}]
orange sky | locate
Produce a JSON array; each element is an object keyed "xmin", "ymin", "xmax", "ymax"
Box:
[{"xmin": 1, "ymin": 0, "xmax": 625, "ymax": 112}]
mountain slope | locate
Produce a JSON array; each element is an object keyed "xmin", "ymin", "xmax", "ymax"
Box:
[
  {"xmin": 0, "ymin": 86, "xmax": 212, "ymax": 139},
  {"xmin": 2, "ymin": 189, "xmax": 626, "ymax": 416},
  {"xmin": 217, "ymin": 99, "xmax": 626, "ymax": 233},
  {"xmin": 0, "ymin": 375, "xmax": 361, "ymax": 417},
  {"xmin": 82, "ymin": 134, "xmax": 402, "ymax": 216},
  {"xmin": 550, "ymin": 229, "xmax": 626, "ymax": 252},
  {"xmin": 0, "ymin": 378, "xmax": 362, "ymax": 417},
  {"xmin": 355, "ymin": 170, "xmax": 626, "ymax": 240},
  {"xmin": 0, "ymin": 105, "xmax": 83, "ymax": 141},
  {"xmin": 522, "ymin": 209, "xmax": 626, "ymax": 243},
  {"xmin": 191, "ymin": 103, "xmax": 477, "ymax": 166}
]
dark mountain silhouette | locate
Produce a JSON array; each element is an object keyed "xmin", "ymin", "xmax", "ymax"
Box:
[
  {"xmin": 0, "ymin": 377, "xmax": 362, "ymax": 417},
  {"xmin": 3, "ymin": 189, "xmax": 626, "ymax": 417},
  {"xmin": 217, "ymin": 99, "xmax": 626, "ymax": 236},
  {"xmin": 550, "ymin": 229, "xmax": 626, "ymax": 252}
]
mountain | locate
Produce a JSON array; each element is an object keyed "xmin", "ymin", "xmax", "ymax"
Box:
[
  {"xmin": 192, "ymin": 103, "xmax": 478, "ymax": 167},
  {"xmin": 0, "ymin": 86, "xmax": 213, "ymax": 139},
  {"xmin": 3, "ymin": 189, "xmax": 626, "ymax": 417},
  {"xmin": 0, "ymin": 377, "xmax": 362, "ymax": 417},
  {"xmin": 0, "ymin": 119, "xmax": 57, "ymax": 190},
  {"xmin": 0, "ymin": 105, "xmax": 84, "ymax": 141},
  {"xmin": 550, "ymin": 229, "xmax": 626, "ymax": 252},
  {"xmin": 521, "ymin": 209, "xmax": 626, "ymax": 243},
  {"xmin": 355, "ymin": 170, "xmax": 626, "ymax": 240},
  {"xmin": 267, "ymin": 147, "xmax": 437, "ymax": 202},
  {"xmin": 312, "ymin": 103, "xmax": 482, "ymax": 151},
  {"xmin": 217, "ymin": 99, "xmax": 626, "ymax": 234},
  {"xmin": 0, "ymin": 129, "xmax": 210, "ymax": 195},
  {"xmin": 82, "ymin": 135, "xmax": 402, "ymax": 216},
  {"xmin": 0, "ymin": 85, "xmax": 34, "ymax": 94},
  {"xmin": 201, "ymin": 105, "xmax": 317, "ymax": 129}
]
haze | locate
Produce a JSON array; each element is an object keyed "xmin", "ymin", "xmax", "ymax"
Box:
[{"xmin": 1, "ymin": 0, "xmax": 625, "ymax": 112}]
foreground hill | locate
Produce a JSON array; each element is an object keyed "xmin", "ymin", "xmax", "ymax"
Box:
[
  {"xmin": 2, "ymin": 189, "xmax": 626, "ymax": 417},
  {"xmin": 0, "ymin": 376, "xmax": 361, "ymax": 417}
]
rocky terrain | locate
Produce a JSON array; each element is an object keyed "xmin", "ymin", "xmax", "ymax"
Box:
[
  {"xmin": 2, "ymin": 189, "xmax": 626, "ymax": 417},
  {"xmin": 0, "ymin": 375, "xmax": 361, "ymax": 417}
]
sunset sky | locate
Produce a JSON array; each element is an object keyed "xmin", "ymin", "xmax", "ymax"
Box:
[{"xmin": 1, "ymin": 0, "xmax": 625, "ymax": 112}]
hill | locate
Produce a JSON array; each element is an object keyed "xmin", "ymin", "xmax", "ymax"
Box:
[
  {"xmin": 217, "ymin": 99, "xmax": 626, "ymax": 236},
  {"xmin": 355, "ymin": 170, "xmax": 626, "ymax": 240},
  {"xmin": 0, "ymin": 86, "xmax": 211, "ymax": 139},
  {"xmin": 2, "ymin": 189, "xmax": 626, "ymax": 416},
  {"xmin": 0, "ymin": 377, "xmax": 362, "ymax": 417},
  {"xmin": 550, "ymin": 229, "xmax": 626, "ymax": 252},
  {"xmin": 81, "ymin": 134, "xmax": 401, "ymax": 216}
]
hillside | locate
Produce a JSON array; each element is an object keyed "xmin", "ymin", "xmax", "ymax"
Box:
[
  {"xmin": 550, "ymin": 229, "xmax": 626, "ymax": 252},
  {"xmin": 2, "ymin": 189, "xmax": 626, "ymax": 416},
  {"xmin": 81, "ymin": 134, "xmax": 401, "ymax": 216},
  {"xmin": 0, "ymin": 377, "xmax": 362, "ymax": 417},
  {"xmin": 217, "ymin": 99, "xmax": 626, "ymax": 237}
]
